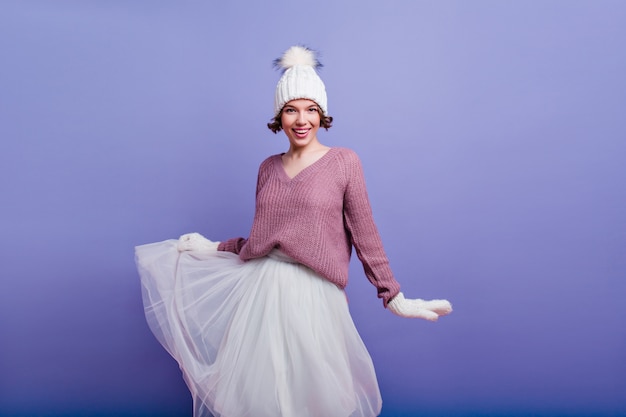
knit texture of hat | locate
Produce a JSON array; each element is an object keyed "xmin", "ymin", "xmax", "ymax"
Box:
[{"xmin": 273, "ymin": 46, "xmax": 328, "ymax": 116}]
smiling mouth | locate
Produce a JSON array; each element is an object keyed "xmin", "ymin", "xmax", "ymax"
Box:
[{"xmin": 293, "ymin": 129, "xmax": 310, "ymax": 137}]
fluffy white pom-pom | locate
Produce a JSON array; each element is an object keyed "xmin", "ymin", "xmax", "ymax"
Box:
[{"xmin": 274, "ymin": 45, "xmax": 321, "ymax": 72}]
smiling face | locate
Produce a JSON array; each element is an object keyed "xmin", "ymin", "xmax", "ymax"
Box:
[{"xmin": 280, "ymin": 99, "xmax": 322, "ymax": 151}]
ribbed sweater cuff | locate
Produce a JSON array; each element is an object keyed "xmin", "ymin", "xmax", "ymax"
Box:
[{"xmin": 218, "ymin": 238, "xmax": 246, "ymax": 254}]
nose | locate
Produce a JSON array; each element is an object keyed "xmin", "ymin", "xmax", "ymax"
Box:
[{"xmin": 296, "ymin": 112, "xmax": 306, "ymax": 125}]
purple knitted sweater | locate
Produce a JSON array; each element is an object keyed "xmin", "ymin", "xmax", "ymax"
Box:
[{"xmin": 218, "ymin": 147, "xmax": 401, "ymax": 307}]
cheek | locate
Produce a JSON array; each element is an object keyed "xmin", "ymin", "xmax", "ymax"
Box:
[{"xmin": 281, "ymin": 114, "xmax": 293, "ymax": 127}]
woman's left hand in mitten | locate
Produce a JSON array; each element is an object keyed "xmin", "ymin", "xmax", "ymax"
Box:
[
  {"xmin": 388, "ymin": 292, "xmax": 453, "ymax": 322},
  {"xmin": 177, "ymin": 232, "xmax": 220, "ymax": 253}
]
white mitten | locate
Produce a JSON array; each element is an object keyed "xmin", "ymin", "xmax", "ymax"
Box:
[
  {"xmin": 177, "ymin": 232, "xmax": 220, "ymax": 252},
  {"xmin": 388, "ymin": 292, "xmax": 453, "ymax": 322}
]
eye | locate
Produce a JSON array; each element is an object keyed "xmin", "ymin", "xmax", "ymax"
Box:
[
  {"xmin": 284, "ymin": 108, "xmax": 296, "ymax": 113},
  {"xmin": 307, "ymin": 107, "xmax": 318, "ymax": 113}
]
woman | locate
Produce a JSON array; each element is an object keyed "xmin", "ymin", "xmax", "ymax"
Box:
[{"xmin": 136, "ymin": 45, "xmax": 452, "ymax": 417}]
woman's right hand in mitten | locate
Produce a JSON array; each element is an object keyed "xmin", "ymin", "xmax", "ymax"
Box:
[
  {"xmin": 177, "ymin": 232, "xmax": 220, "ymax": 252},
  {"xmin": 388, "ymin": 292, "xmax": 453, "ymax": 322}
]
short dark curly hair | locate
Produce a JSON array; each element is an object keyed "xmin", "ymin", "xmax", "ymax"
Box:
[{"xmin": 267, "ymin": 108, "xmax": 334, "ymax": 133}]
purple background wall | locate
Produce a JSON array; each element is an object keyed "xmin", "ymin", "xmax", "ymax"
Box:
[{"xmin": 1, "ymin": 1, "xmax": 625, "ymax": 416}]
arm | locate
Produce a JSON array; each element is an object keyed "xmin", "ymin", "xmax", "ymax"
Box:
[
  {"xmin": 343, "ymin": 150, "xmax": 452, "ymax": 319},
  {"xmin": 342, "ymin": 150, "xmax": 401, "ymax": 307},
  {"xmin": 177, "ymin": 234, "xmax": 246, "ymax": 254}
]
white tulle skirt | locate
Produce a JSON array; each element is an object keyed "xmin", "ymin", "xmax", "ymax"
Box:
[{"xmin": 135, "ymin": 239, "xmax": 382, "ymax": 417}]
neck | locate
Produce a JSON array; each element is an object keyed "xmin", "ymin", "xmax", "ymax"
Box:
[{"xmin": 286, "ymin": 141, "xmax": 328, "ymax": 159}]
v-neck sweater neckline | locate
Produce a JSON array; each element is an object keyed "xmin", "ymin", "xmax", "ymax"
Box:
[{"xmin": 273, "ymin": 147, "xmax": 337, "ymax": 182}]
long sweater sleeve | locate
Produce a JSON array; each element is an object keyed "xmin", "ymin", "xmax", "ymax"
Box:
[{"xmin": 341, "ymin": 150, "xmax": 401, "ymax": 306}]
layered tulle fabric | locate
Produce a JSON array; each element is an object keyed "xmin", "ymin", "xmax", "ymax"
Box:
[{"xmin": 136, "ymin": 240, "xmax": 382, "ymax": 417}]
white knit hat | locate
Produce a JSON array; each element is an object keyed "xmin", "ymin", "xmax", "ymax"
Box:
[{"xmin": 273, "ymin": 46, "xmax": 328, "ymax": 116}]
